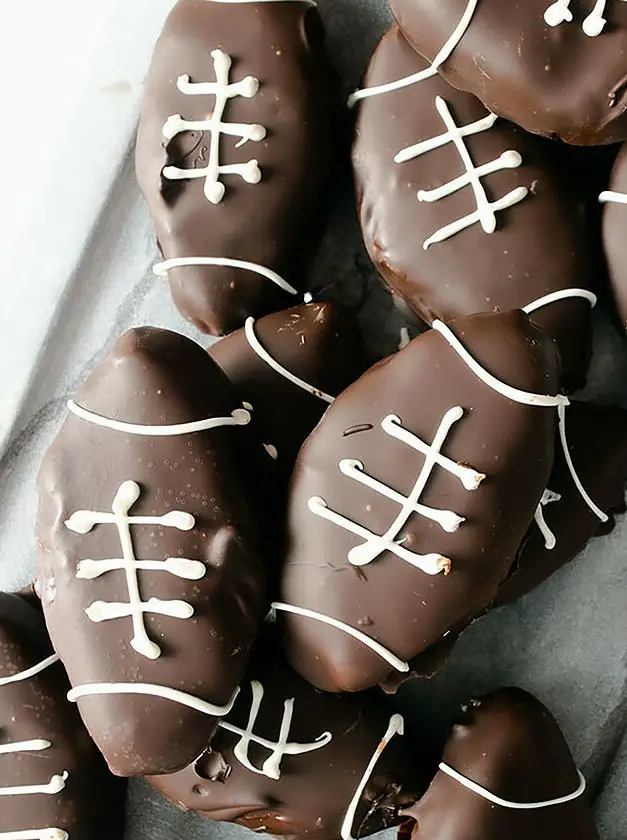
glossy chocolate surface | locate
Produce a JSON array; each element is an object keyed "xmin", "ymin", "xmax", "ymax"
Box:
[
  {"xmin": 136, "ymin": 0, "xmax": 342, "ymax": 335},
  {"xmin": 36, "ymin": 327, "xmax": 267, "ymax": 776},
  {"xmin": 352, "ymin": 26, "xmax": 592, "ymax": 390},
  {"xmin": 280, "ymin": 311, "xmax": 560, "ymax": 693}
]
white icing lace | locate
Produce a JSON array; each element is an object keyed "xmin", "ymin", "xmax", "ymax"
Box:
[{"xmin": 544, "ymin": 0, "xmax": 627, "ymax": 37}]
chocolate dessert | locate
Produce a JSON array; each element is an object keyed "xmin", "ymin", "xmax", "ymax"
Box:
[
  {"xmin": 601, "ymin": 142, "xmax": 627, "ymax": 328},
  {"xmin": 36, "ymin": 327, "xmax": 268, "ymax": 776},
  {"xmin": 401, "ymin": 688, "xmax": 598, "ymax": 839},
  {"xmin": 0, "ymin": 592, "xmax": 125, "ymax": 839},
  {"xmin": 136, "ymin": 0, "xmax": 342, "ymax": 335},
  {"xmin": 352, "ymin": 26, "xmax": 593, "ymax": 390},
  {"xmin": 389, "ymin": 0, "xmax": 627, "ymax": 145},
  {"xmin": 278, "ymin": 311, "xmax": 561, "ymax": 693},
  {"xmin": 209, "ymin": 301, "xmax": 365, "ymax": 486},
  {"xmin": 148, "ymin": 625, "xmax": 427, "ymax": 839}
]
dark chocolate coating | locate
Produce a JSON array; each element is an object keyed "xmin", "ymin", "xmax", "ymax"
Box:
[
  {"xmin": 390, "ymin": 0, "xmax": 627, "ymax": 145},
  {"xmin": 401, "ymin": 688, "xmax": 599, "ymax": 839},
  {"xmin": 209, "ymin": 302, "xmax": 365, "ymax": 487},
  {"xmin": 0, "ymin": 592, "xmax": 125, "ymax": 839},
  {"xmin": 496, "ymin": 401, "xmax": 627, "ymax": 606},
  {"xmin": 352, "ymin": 26, "xmax": 592, "ymax": 391},
  {"xmin": 603, "ymin": 142, "xmax": 627, "ymax": 328},
  {"xmin": 280, "ymin": 311, "xmax": 559, "ymax": 693},
  {"xmin": 136, "ymin": 0, "xmax": 342, "ymax": 335},
  {"xmin": 36, "ymin": 327, "xmax": 268, "ymax": 776},
  {"xmin": 148, "ymin": 625, "xmax": 426, "ymax": 839}
]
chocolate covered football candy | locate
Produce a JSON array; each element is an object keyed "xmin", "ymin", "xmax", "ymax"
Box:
[
  {"xmin": 352, "ymin": 26, "xmax": 594, "ymax": 390},
  {"xmin": 401, "ymin": 688, "xmax": 598, "ymax": 839},
  {"xmin": 601, "ymin": 142, "xmax": 627, "ymax": 328},
  {"xmin": 36, "ymin": 327, "xmax": 268, "ymax": 776},
  {"xmin": 0, "ymin": 592, "xmax": 125, "ymax": 840},
  {"xmin": 136, "ymin": 0, "xmax": 342, "ymax": 335},
  {"xmin": 148, "ymin": 625, "xmax": 426, "ymax": 839},
  {"xmin": 277, "ymin": 310, "xmax": 564, "ymax": 693},
  {"xmin": 209, "ymin": 301, "xmax": 365, "ymax": 486},
  {"xmin": 387, "ymin": 0, "xmax": 627, "ymax": 145},
  {"xmin": 497, "ymin": 401, "xmax": 627, "ymax": 605}
]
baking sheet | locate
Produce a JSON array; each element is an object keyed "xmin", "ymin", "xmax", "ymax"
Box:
[{"xmin": 0, "ymin": 0, "xmax": 625, "ymax": 837}]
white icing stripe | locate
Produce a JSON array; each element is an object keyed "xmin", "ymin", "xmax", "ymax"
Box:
[
  {"xmin": 545, "ymin": 0, "xmax": 627, "ymax": 36},
  {"xmin": 432, "ymin": 320, "xmax": 569, "ymax": 408},
  {"xmin": 0, "ymin": 832, "xmax": 68, "ymax": 840},
  {"xmin": 558, "ymin": 403, "xmax": 609, "ymax": 523},
  {"xmin": 0, "ymin": 771, "xmax": 68, "ymax": 798},
  {"xmin": 533, "ymin": 489, "xmax": 562, "ymax": 551},
  {"xmin": 153, "ymin": 257, "xmax": 298, "ymax": 296},
  {"xmin": 163, "ymin": 49, "xmax": 265, "ymax": 204},
  {"xmin": 348, "ymin": 0, "xmax": 479, "ymax": 105},
  {"xmin": 0, "ymin": 654, "xmax": 59, "ymax": 687},
  {"xmin": 395, "ymin": 97, "xmax": 528, "ymax": 250},
  {"xmin": 434, "ymin": 319, "xmax": 608, "ymax": 525},
  {"xmin": 219, "ymin": 680, "xmax": 332, "ymax": 780},
  {"xmin": 341, "ymin": 715, "xmax": 405, "ymax": 840},
  {"xmin": 68, "ymin": 682, "xmax": 239, "ymax": 717},
  {"xmin": 66, "ymin": 480, "xmax": 203, "ymax": 661},
  {"xmin": 599, "ymin": 189, "xmax": 627, "ymax": 205},
  {"xmin": 310, "ymin": 408, "xmax": 485, "ymax": 576},
  {"xmin": 245, "ymin": 318, "xmax": 334, "ymax": 403},
  {"xmin": 439, "ymin": 762, "xmax": 587, "ymax": 810},
  {"xmin": 272, "ymin": 602, "xmax": 410, "ymax": 673},
  {"xmin": 0, "ymin": 739, "xmax": 51, "ymax": 755},
  {"xmin": 524, "ymin": 289, "xmax": 598, "ymax": 314},
  {"xmin": 68, "ymin": 399, "xmax": 251, "ymax": 436}
]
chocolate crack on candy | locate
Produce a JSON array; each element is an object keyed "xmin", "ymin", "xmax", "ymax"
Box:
[
  {"xmin": 209, "ymin": 301, "xmax": 365, "ymax": 488},
  {"xmin": 136, "ymin": 0, "xmax": 342, "ymax": 335},
  {"xmin": 401, "ymin": 687, "xmax": 599, "ymax": 839},
  {"xmin": 0, "ymin": 592, "xmax": 125, "ymax": 840},
  {"xmin": 389, "ymin": 0, "xmax": 627, "ymax": 145},
  {"xmin": 496, "ymin": 400, "xmax": 627, "ymax": 606},
  {"xmin": 352, "ymin": 25, "xmax": 593, "ymax": 391},
  {"xmin": 148, "ymin": 624, "xmax": 427, "ymax": 840},
  {"xmin": 278, "ymin": 310, "xmax": 561, "ymax": 693},
  {"xmin": 36, "ymin": 327, "xmax": 269, "ymax": 776}
]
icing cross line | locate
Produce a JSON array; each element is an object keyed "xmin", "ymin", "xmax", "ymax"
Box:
[
  {"xmin": 153, "ymin": 257, "xmax": 299, "ymax": 297},
  {"xmin": 341, "ymin": 715, "xmax": 405, "ymax": 840},
  {"xmin": 395, "ymin": 96, "xmax": 529, "ymax": 249},
  {"xmin": 245, "ymin": 317, "xmax": 334, "ymax": 403},
  {"xmin": 534, "ymin": 489, "xmax": 562, "ymax": 550},
  {"xmin": 309, "ymin": 407, "xmax": 485, "ymax": 576},
  {"xmin": 439, "ymin": 762, "xmax": 587, "ymax": 809},
  {"xmin": 0, "ymin": 654, "xmax": 59, "ymax": 687},
  {"xmin": 218, "ymin": 679, "xmax": 332, "ymax": 780},
  {"xmin": 65, "ymin": 480, "xmax": 206, "ymax": 660},
  {"xmin": 163, "ymin": 49, "xmax": 265, "ymax": 204},
  {"xmin": 544, "ymin": 0, "xmax": 627, "ymax": 37},
  {"xmin": 599, "ymin": 189, "xmax": 627, "ymax": 205}
]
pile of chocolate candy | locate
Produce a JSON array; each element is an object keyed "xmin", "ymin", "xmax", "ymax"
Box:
[{"xmin": 5, "ymin": 1, "xmax": 627, "ymax": 838}]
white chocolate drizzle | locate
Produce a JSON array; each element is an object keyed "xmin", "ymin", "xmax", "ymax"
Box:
[
  {"xmin": 433, "ymin": 319, "xmax": 608, "ymax": 524},
  {"xmin": 599, "ymin": 189, "xmax": 627, "ymax": 205},
  {"xmin": 153, "ymin": 257, "xmax": 298, "ymax": 297},
  {"xmin": 272, "ymin": 602, "xmax": 409, "ymax": 673},
  {"xmin": 544, "ymin": 0, "xmax": 626, "ymax": 36},
  {"xmin": 523, "ymin": 288, "xmax": 598, "ymax": 314},
  {"xmin": 309, "ymin": 407, "xmax": 485, "ymax": 576},
  {"xmin": 65, "ymin": 480, "xmax": 205, "ymax": 661},
  {"xmin": 341, "ymin": 714, "xmax": 405, "ymax": 840},
  {"xmin": 68, "ymin": 682, "xmax": 239, "ymax": 718},
  {"xmin": 395, "ymin": 97, "xmax": 529, "ymax": 250},
  {"xmin": 218, "ymin": 680, "xmax": 332, "ymax": 780},
  {"xmin": 533, "ymin": 489, "xmax": 562, "ymax": 550},
  {"xmin": 348, "ymin": 0, "xmax": 479, "ymax": 105},
  {"xmin": 68, "ymin": 399, "xmax": 251, "ymax": 436},
  {"xmin": 0, "ymin": 656, "xmax": 69, "ymax": 840},
  {"xmin": 245, "ymin": 317, "xmax": 334, "ymax": 403},
  {"xmin": 439, "ymin": 761, "xmax": 587, "ymax": 809},
  {"xmin": 0, "ymin": 654, "xmax": 60, "ymax": 687},
  {"xmin": 162, "ymin": 49, "xmax": 265, "ymax": 204}
]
